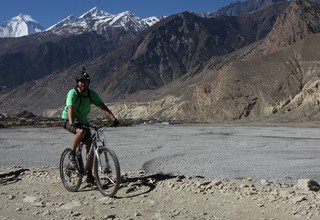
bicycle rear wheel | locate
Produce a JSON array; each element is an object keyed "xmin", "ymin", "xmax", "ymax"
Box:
[
  {"xmin": 94, "ymin": 147, "xmax": 121, "ymax": 197},
  {"xmin": 59, "ymin": 148, "xmax": 83, "ymax": 192}
]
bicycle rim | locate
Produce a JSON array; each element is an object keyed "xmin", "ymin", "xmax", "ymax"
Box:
[
  {"xmin": 94, "ymin": 147, "xmax": 121, "ymax": 197},
  {"xmin": 59, "ymin": 148, "xmax": 82, "ymax": 192}
]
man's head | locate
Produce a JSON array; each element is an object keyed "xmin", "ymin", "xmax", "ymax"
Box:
[{"xmin": 76, "ymin": 67, "xmax": 90, "ymax": 92}]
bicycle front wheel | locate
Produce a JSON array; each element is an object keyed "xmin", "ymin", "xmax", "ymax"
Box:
[
  {"xmin": 59, "ymin": 148, "xmax": 83, "ymax": 192},
  {"xmin": 94, "ymin": 147, "xmax": 121, "ymax": 197}
]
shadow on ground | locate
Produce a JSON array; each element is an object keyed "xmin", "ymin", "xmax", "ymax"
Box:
[
  {"xmin": 0, "ymin": 168, "xmax": 29, "ymax": 186},
  {"xmin": 73, "ymin": 172, "xmax": 185, "ymax": 198},
  {"xmin": 116, "ymin": 173, "xmax": 184, "ymax": 198}
]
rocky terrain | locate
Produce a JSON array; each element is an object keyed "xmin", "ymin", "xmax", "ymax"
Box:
[{"xmin": 1, "ymin": 167, "xmax": 320, "ymax": 220}]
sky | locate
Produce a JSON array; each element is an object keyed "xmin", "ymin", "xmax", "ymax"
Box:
[{"xmin": 0, "ymin": 0, "xmax": 237, "ymax": 28}]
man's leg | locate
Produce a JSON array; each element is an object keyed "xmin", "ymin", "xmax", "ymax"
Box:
[
  {"xmin": 72, "ymin": 128, "xmax": 86, "ymax": 151},
  {"xmin": 84, "ymin": 139, "xmax": 95, "ymax": 184},
  {"xmin": 69, "ymin": 128, "xmax": 86, "ymax": 169},
  {"xmin": 84, "ymin": 139, "xmax": 93, "ymax": 172}
]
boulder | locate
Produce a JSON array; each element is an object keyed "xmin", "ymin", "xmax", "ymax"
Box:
[
  {"xmin": 296, "ymin": 179, "xmax": 320, "ymax": 192},
  {"xmin": 16, "ymin": 111, "xmax": 36, "ymax": 118}
]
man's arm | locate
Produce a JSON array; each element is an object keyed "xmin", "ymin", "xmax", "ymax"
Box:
[
  {"xmin": 68, "ymin": 106, "xmax": 74, "ymax": 124},
  {"xmin": 99, "ymin": 103, "xmax": 117, "ymax": 122}
]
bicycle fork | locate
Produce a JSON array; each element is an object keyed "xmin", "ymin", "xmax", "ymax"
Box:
[{"xmin": 94, "ymin": 146, "xmax": 111, "ymax": 174}]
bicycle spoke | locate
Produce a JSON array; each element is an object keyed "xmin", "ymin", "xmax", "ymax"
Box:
[
  {"xmin": 59, "ymin": 148, "xmax": 83, "ymax": 192},
  {"xmin": 94, "ymin": 147, "xmax": 120, "ymax": 197}
]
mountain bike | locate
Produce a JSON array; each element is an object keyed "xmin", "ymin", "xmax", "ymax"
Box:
[{"xmin": 59, "ymin": 125, "xmax": 121, "ymax": 197}]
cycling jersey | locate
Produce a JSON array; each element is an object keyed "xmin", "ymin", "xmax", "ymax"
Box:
[{"xmin": 61, "ymin": 88, "xmax": 103, "ymax": 124}]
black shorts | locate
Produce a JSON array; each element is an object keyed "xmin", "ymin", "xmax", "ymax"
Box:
[{"xmin": 62, "ymin": 120, "xmax": 91, "ymax": 143}]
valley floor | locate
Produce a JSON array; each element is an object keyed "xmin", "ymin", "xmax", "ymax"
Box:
[{"xmin": 1, "ymin": 124, "xmax": 320, "ymax": 219}]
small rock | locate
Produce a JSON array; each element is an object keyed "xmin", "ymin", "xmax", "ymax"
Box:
[
  {"xmin": 104, "ymin": 214, "xmax": 116, "ymax": 219},
  {"xmin": 34, "ymin": 201, "xmax": 46, "ymax": 207},
  {"xmin": 23, "ymin": 196, "xmax": 38, "ymax": 203},
  {"xmin": 71, "ymin": 212, "xmax": 82, "ymax": 217},
  {"xmin": 279, "ymin": 190, "xmax": 294, "ymax": 199},
  {"xmin": 239, "ymin": 184, "xmax": 249, "ymax": 189},
  {"xmin": 290, "ymin": 196, "xmax": 307, "ymax": 204},
  {"xmin": 259, "ymin": 179, "xmax": 269, "ymax": 186},
  {"xmin": 134, "ymin": 212, "xmax": 142, "ymax": 216},
  {"xmin": 8, "ymin": 195, "xmax": 15, "ymax": 200},
  {"xmin": 61, "ymin": 201, "xmax": 82, "ymax": 210},
  {"xmin": 98, "ymin": 197, "xmax": 113, "ymax": 205},
  {"xmin": 42, "ymin": 210, "xmax": 50, "ymax": 216},
  {"xmin": 296, "ymin": 179, "xmax": 320, "ymax": 192},
  {"xmin": 212, "ymin": 180, "xmax": 222, "ymax": 186}
]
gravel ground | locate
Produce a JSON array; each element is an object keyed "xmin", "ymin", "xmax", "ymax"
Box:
[
  {"xmin": 1, "ymin": 124, "xmax": 320, "ymax": 219},
  {"xmin": 1, "ymin": 167, "xmax": 320, "ymax": 220}
]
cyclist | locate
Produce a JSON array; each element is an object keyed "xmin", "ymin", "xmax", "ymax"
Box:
[{"xmin": 61, "ymin": 67, "xmax": 119, "ymax": 184}]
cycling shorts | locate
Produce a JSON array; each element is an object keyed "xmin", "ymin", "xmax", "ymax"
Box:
[{"xmin": 62, "ymin": 120, "xmax": 91, "ymax": 143}]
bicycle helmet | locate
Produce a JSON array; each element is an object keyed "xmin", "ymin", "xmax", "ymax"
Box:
[{"xmin": 76, "ymin": 67, "xmax": 90, "ymax": 82}]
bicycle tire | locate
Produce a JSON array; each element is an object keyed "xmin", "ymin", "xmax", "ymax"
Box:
[
  {"xmin": 59, "ymin": 148, "xmax": 83, "ymax": 192},
  {"xmin": 93, "ymin": 147, "xmax": 121, "ymax": 197}
]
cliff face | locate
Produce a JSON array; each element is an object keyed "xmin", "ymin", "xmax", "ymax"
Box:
[
  {"xmin": 259, "ymin": 0, "xmax": 320, "ymax": 54},
  {"xmin": 108, "ymin": 1, "xmax": 320, "ymax": 123}
]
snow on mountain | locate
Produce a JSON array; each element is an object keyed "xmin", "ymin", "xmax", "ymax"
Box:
[
  {"xmin": 0, "ymin": 14, "xmax": 44, "ymax": 38},
  {"xmin": 47, "ymin": 15, "xmax": 79, "ymax": 30},
  {"xmin": 109, "ymin": 11, "xmax": 148, "ymax": 31},
  {"xmin": 142, "ymin": 16, "xmax": 165, "ymax": 26},
  {"xmin": 0, "ymin": 8, "xmax": 164, "ymax": 38},
  {"xmin": 46, "ymin": 7, "xmax": 153, "ymax": 36},
  {"xmin": 79, "ymin": 7, "xmax": 113, "ymax": 19}
]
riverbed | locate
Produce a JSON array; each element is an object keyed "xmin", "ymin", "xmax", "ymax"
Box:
[{"xmin": 1, "ymin": 124, "xmax": 320, "ymax": 183}]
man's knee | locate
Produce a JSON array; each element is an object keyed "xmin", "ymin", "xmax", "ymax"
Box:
[{"xmin": 76, "ymin": 128, "xmax": 86, "ymax": 137}]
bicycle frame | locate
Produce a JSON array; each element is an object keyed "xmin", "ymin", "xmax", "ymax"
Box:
[{"xmin": 76, "ymin": 126, "xmax": 107, "ymax": 175}]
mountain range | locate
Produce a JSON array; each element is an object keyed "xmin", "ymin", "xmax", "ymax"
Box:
[
  {"xmin": 1, "ymin": 0, "xmax": 320, "ymax": 124},
  {"xmin": 0, "ymin": 8, "xmax": 162, "ymax": 38}
]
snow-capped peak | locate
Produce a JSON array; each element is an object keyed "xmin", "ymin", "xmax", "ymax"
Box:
[
  {"xmin": 143, "ymin": 16, "xmax": 165, "ymax": 26},
  {"xmin": 118, "ymin": 11, "xmax": 134, "ymax": 17},
  {"xmin": 0, "ymin": 14, "xmax": 44, "ymax": 38},
  {"xmin": 47, "ymin": 7, "xmax": 153, "ymax": 36},
  {"xmin": 13, "ymin": 14, "xmax": 37, "ymax": 23},
  {"xmin": 47, "ymin": 15, "xmax": 78, "ymax": 30},
  {"xmin": 79, "ymin": 7, "xmax": 113, "ymax": 19}
]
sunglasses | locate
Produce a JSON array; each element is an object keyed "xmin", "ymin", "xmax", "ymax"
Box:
[{"xmin": 78, "ymin": 79, "xmax": 90, "ymax": 83}]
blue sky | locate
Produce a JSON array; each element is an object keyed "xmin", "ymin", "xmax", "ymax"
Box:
[{"xmin": 1, "ymin": 0, "xmax": 237, "ymax": 28}]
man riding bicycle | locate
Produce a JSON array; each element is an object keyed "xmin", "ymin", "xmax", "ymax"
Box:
[{"xmin": 61, "ymin": 67, "xmax": 119, "ymax": 184}]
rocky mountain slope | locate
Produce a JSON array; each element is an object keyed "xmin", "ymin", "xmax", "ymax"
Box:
[
  {"xmin": 107, "ymin": 0, "xmax": 320, "ymax": 123},
  {"xmin": 0, "ymin": 2, "xmax": 287, "ymax": 117},
  {"xmin": 203, "ymin": 0, "xmax": 320, "ymax": 17},
  {"xmin": 0, "ymin": 32, "xmax": 115, "ymax": 90},
  {"xmin": 1, "ymin": 0, "xmax": 320, "ymax": 124},
  {"xmin": 0, "ymin": 8, "xmax": 162, "ymax": 91},
  {"xmin": 206, "ymin": 0, "xmax": 289, "ymax": 17}
]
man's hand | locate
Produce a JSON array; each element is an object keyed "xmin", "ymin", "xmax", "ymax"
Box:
[{"xmin": 111, "ymin": 118, "xmax": 119, "ymax": 127}]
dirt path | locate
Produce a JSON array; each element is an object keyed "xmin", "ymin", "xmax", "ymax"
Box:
[{"xmin": 1, "ymin": 167, "xmax": 320, "ymax": 220}]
